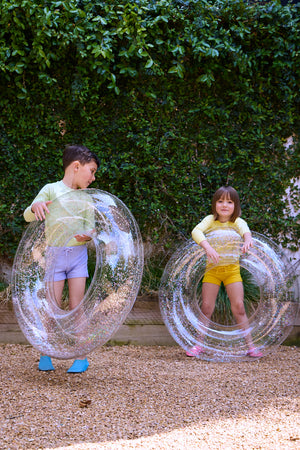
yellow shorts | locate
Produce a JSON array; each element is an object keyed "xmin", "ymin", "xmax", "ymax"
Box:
[{"xmin": 202, "ymin": 264, "xmax": 242, "ymax": 287}]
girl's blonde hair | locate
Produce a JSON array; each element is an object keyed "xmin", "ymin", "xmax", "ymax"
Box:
[{"xmin": 212, "ymin": 186, "xmax": 241, "ymax": 222}]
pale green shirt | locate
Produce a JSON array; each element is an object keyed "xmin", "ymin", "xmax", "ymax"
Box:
[{"xmin": 24, "ymin": 181, "xmax": 94, "ymax": 246}]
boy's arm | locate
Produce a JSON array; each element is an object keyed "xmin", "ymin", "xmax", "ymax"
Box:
[
  {"xmin": 23, "ymin": 184, "xmax": 52, "ymax": 222},
  {"xmin": 31, "ymin": 201, "xmax": 52, "ymax": 221},
  {"xmin": 73, "ymin": 192, "xmax": 96, "ymax": 241}
]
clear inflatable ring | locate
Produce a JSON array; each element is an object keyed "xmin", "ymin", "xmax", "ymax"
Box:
[
  {"xmin": 12, "ymin": 189, "xmax": 144, "ymax": 359},
  {"xmin": 159, "ymin": 229, "xmax": 299, "ymax": 362}
]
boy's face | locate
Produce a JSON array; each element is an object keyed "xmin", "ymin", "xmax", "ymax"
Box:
[{"xmin": 74, "ymin": 160, "xmax": 98, "ymax": 189}]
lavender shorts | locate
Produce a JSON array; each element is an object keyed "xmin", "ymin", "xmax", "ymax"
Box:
[{"xmin": 45, "ymin": 245, "xmax": 89, "ymax": 282}]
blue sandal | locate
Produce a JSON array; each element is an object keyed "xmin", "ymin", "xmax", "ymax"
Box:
[
  {"xmin": 67, "ymin": 358, "xmax": 89, "ymax": 373},
  {"xmin": 38, "ymin": 355, "xmax": 55, "ymax": 371}
]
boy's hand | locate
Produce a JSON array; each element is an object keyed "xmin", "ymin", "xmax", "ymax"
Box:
[
  {"xmin": 74, "ymin": 234, "xmax": 92, "ymax": 242},
  {"xmin": 31, "ymin": 201, "xmax": 52, "ymax": 221}
]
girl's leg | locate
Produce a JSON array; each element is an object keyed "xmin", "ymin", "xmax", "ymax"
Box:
[
  {"xmin": 186, "ymin": 282, "xmax": 219, "ymax": 356},
  {"xmin": 225, "ymin": 282, "xmax": 246, "ymax": 321},
  {"xmin": 225, "ymin": 282, "xmax": 253, "ymax": 348},
  {"xmin": 199, "ymin": 282, "xmax": 220, "ymax": 340},
  {"xmin": 201, "ymin": 282, "xmax": 220, "ymax": 320}
]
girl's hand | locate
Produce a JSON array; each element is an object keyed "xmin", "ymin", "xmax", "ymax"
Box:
[
  {"xmin": 31, "ymin": 201, "xmax": 52, "ymax": 221},
  {"xmin": 200, "ymin": 240, "xmax": 220, "ymax": 264},
  {"xmin": 206, "ymin": 247, "xmax": 220, "ymax": 264},
  {"xmin": 242, "ymin": 233, "xmax": 253, "ymax": 253}
]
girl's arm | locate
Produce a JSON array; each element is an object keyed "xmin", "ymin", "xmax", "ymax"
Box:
[
  {"xmin": 235, "ymin": 218, "xmax": 253, "ymax": 253},
  {"xmin": 191, "ymin": 215, "xmax": 214, "ymax": 244},
  {"xmin": 242, "ymin": 232, "xmax": 253, "ymax": 253},
  {"xmin": 192, "ymin": 215, "xmax": 219, "ymax": 263},
  {"xmin": 200, "ymin": 240, "xmax": 220, "ymax": 264}
]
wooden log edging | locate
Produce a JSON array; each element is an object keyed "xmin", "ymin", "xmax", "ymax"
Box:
[{"xmin": 0, "ymin": 297, "xmax": 299, "ymax": 346}]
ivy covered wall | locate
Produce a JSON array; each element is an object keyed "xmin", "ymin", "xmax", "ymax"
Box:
[{"xmin": 0, "ymin": 0, "xmax": 299, "ymax": 263}]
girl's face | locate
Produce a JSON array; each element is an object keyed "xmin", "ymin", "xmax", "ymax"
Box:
[{"xmin": 215, "ymin": 194, "xmax": 235, "ymax": 222}]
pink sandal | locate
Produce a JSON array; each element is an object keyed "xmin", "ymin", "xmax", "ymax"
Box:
[
  {"xmin": 247, "ymin": 347, "xmax": 263, "ymax": 358},
  {"xmin": 186, "ymin": 345, "xmax": 204, "ymax": 357}
]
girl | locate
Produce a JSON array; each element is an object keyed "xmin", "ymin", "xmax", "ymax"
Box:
[{"xmin": 186, "ymin": 186, "xmax": 262, "ymax": 358}]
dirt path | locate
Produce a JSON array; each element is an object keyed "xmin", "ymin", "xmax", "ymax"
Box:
[{"xmin": 0, "ymin": 344, "xmax": 299, "ymax": 449}]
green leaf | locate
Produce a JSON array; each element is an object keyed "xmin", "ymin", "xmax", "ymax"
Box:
[{"xmin": 145, "ymin": 59, "xmax": 154, "ymax": 68}]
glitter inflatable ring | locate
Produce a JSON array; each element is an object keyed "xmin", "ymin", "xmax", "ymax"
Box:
[
  {"xmin": 12, "ymin": 189, "xmax": 144, "ymax": 359},
  {"xmin": 159, "ymin": 229, "xmax": 299, "ymax": 362}
]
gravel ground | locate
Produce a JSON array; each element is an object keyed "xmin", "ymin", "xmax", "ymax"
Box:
[{"xmin": 0, "ymin": 344, "xmax": 299, "ymax": 450}]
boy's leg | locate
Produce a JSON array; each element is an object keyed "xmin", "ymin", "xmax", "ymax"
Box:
[
  {"xmin": 39, "ymin": 280, "xmax": 65, "ymax": 371},
  {"xmin": 67, "ymin": 276, "xmax": 89, "ymax": 373},
  {"xmin": 45, "ymin": 279, "xmax": 65, "ymax": 309},
  {"xmin": 68, "ymin": 277, "xmax": 86, "ymax": 310},
  {"xmin": 53, "ymin": 279, "xmax": 65, "ymax": 307}
]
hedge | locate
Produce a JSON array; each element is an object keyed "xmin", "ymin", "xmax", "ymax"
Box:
[{"xmin": 0, "ymin": 0, "xmax": 299, "ymax": 266}]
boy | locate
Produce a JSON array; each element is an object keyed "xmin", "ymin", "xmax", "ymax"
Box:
[{"xmin": 24, "ymin": 144, "xmax": 100, "ymax": 372}]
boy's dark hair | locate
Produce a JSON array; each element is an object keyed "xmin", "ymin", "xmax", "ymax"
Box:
[
  {"xmin": 63, "ymin": 144, "xmax": 100, "ymax": 170},
  {"xmin": 212, "ymin": 186, "xmax": 241, "ymax": 222}
]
